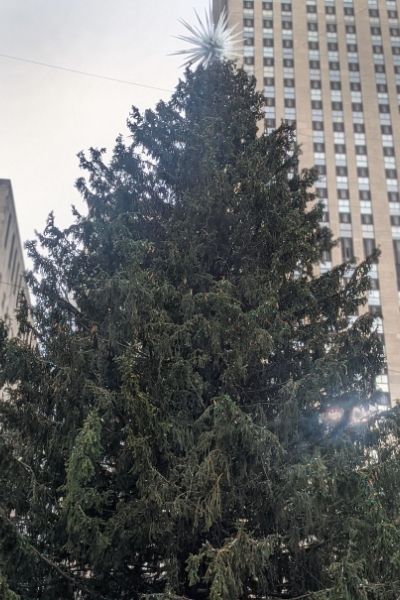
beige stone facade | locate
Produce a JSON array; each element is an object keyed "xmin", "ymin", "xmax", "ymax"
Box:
[
  {"xmin": 0, "ymin": 179, "xmax": 29, "ymax": 337},
  {"xmin": 214, "ymin": 0, "xmax": 400, "ymax": 405}
]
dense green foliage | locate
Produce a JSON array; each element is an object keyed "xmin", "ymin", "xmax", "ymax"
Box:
[{"xmin": 1, "ymin": 61, "xmax": 400, "ymax": 599}]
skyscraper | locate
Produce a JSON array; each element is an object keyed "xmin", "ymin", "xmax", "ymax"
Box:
[
  {"xmin": 0, "ymin": 179, "xmax": 29, "ymax": 337},
  {"xmin": 213, "ymin": 0, "xmax": 400, "ymax": 404}
]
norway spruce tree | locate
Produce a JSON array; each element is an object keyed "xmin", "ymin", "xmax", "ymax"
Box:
[{"xmin": 1, "ymin": 59, "xmax": 400, "ymax": 599}]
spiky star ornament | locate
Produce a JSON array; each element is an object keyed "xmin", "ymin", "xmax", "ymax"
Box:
[{"xmin": 173, "ymin": 4, "xmax": 241, "ymax": 68}]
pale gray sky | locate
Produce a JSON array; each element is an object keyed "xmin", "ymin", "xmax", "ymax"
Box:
[{"xmin": 0, "ymin": 0, "xmax": 207, "ymax": 258}]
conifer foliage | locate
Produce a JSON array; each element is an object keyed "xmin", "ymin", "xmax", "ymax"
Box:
[{"xmin": 1, "ymin": 61, "xmax": 400, "ymax": 599}]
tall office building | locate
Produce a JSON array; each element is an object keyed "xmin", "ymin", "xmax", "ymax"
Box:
[
  {"xmin": 0, "ymin": 179, "xmax": 29, "ymax": 337},
  {"xmin": 213, "ymin": 0, "xmax": 400, "ymax": 404}
]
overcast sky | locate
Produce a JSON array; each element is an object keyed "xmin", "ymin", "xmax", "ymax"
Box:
[{"xmin": 0, "ymin": 0, "xmax": 207, "ymax": 259}]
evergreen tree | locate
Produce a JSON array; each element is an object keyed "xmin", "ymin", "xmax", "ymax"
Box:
[{"xmin": 1, "ymin": 60, "xmax": 400, "ymax": 600}]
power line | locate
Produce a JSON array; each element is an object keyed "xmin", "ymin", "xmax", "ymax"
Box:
[
  {"xmin": 0, "ymin": 52, "xmax": 172, "ymax": 93},
  {"xmin": 0, "ymin": 2, "xmax": 377, "ymax": 96}
]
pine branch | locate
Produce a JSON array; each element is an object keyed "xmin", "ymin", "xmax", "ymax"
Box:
[{"xmin": 0, "ymin": 506, "xmax": 107, "ymax": 599}]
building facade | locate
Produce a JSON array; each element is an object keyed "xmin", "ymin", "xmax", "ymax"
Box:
[
  {"xmin": 213, "ymin": 0, "xmax": 400, "ymax": 404},
  {"xmin": 0, "ymin": 179, "xmax": 29, "ymax": 338}
]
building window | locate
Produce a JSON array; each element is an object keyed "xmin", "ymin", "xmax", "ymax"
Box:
[
  {"xmin": 333, "ymin": 122, "xmax": 345, "ymax": 132},
  {"xmin": 355, "ymin": 145, "xmax": 367, "ymax": 155},
  {"xmin": 381, "ymin": 125, "xmax": 393, "ymax": 134},
  {"xmin": 336, "ymin": 166, "xmax": 348, "ymax": 176},
  {"xmin": 316, "ymin": 187, "xmax": 328, "ymax": 198},
  {"xmin": 311, "ymin": 100, "xmax": 323, "ymax": 110},
  {"xmin": 361, "ymin": 213, "xmax": 374, "ymax": 224},
  {"xmin": 359, "ymin": 190, "xmax": 371, "ymax": 200},
  {"xmin": 393, "ymin": 240, "xmax": 400, "ymax": 289},
  {"xmin": 363, "ymin": 238, "xmax": 376, "ymax": 259},
  {"xmin": 339, "ymin": 212, "xmax": 352, "ymax": 223},
  {"xmin": 321, "ymin": 249, "xmax": 332, "ymax": 263},
  {"xmin": 341, "ymin": 237, "xmax": 354, "ymax": 261},
  {"xmin": 377, "ymin": 83, "xmax": 388, "ymax": 93},
  {"xmin": 283, "ymin": 58, "xmax": 294, "ymax": 67},
  {"xmin": 391, "ymin": 215, "xmax": 400, "ymax": 226},
  {"xmin": 4, "ymin": 213, "xmax": 11, "ymax": 248},
  {"xmin": 7, "ymin": 234, "xmax": 15, "ymax": 270},
  {"xmin": 383, "ymin": 146, "xmax": 395, "ymax": 157},
  {"xmin": 335, "ymin": 144, "xmax": 346, "ymax": 154}
]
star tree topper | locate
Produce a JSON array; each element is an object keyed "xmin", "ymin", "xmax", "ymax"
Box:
[{"xmin": 173, "ymin": 4, "xmax": 241, "ymax": 68}]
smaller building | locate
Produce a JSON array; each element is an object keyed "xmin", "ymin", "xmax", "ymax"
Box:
[{"xmin": 0, "ymin": 179, "xmax": 30, "ymax": 337}]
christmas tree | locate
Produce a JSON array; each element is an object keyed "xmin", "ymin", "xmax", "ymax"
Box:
[{"xmin": 1, "ymin": 49, "xmax": 400, "ymax": 600}]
